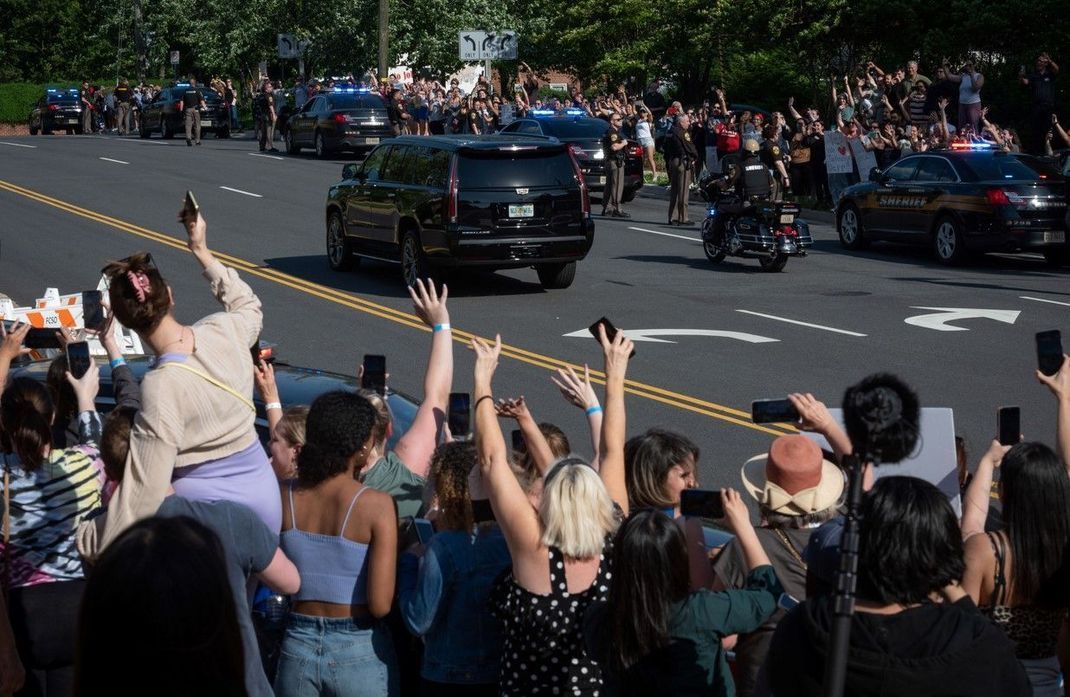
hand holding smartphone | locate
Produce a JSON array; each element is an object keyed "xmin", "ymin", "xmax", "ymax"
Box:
[
  {"xmin": 589, "ymin": 316, "xmax": 636, "ymax": 358},
  {"xmin": 81, "ymin": 290, "xmax": 106, "ymax": 332},
  {"xmin": 361, "ymin": 354, "xmax": 387, "ymax": 395},
  {"xmin": 181, "ymin": 190, "xmax": 199, "ymax": 226},
  {"xmin": 66, "ymin": 340, "xmax": 92, "ymax": 379},
  {"xmin": 997, "ymin": 406, "xmax": 1020, "ymax": 446},
  {"xmin": 751, "ymin": 399, "xmax": 800, "ymax": 424},
  {"xmin": 680, "ymin": 489, "xmax": 725, "ymax": 519},
  {"xmin": 1036, "ymin": 330, "xmax": 1063, "ymax": 376}
]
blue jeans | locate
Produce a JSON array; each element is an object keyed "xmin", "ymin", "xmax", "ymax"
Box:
[
  {"xmin": 274, "ymin": 613, "xmax": 399, "ymax": 697},
  {"xmin": 231, "ymin": 105, "xmax": 239, "ymax": 130}
]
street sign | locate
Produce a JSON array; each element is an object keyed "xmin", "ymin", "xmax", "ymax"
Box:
[
  {"xmin": 458, "ymin": 30, "xmax": 518, "ymax": 60},
  {"xmin": 169, "ymin": 50, "xmax": 180, "ymax": 65},
  {"xmin": 277, "ymin": 33, "xmax": 297, "ymax": 59}
]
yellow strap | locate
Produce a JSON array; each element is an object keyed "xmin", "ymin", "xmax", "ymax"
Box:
[{"xmin": 158, "ymin": 361, "xmax": 255, "ymax": 412}]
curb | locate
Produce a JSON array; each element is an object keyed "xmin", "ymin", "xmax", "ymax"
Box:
[{"xmin": 635, "ymin": 185, "xmax": 835, "ymax": 225}]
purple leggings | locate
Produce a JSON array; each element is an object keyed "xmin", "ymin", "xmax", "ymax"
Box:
[{"xmin": 172, "ymin": 439, "xmax": 282, "ymax": 533}]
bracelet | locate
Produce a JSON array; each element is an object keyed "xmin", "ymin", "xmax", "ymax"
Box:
[
  {"xmin": 474, "ymin": 395, "xmax": 494, "ymax": 410},
  {"xmin": 109, "ymin": 357, "xmax": 127, "ymax": 370},
  {"xmin": 433, "ymin": 323, "xmax": 451, "ymax": 333},
  {"xmin": 264, "ymin": 402, "xmax": 282, "ymax": 411},
  {"xmin": 585, "ymin": 405, "xmax": 603, "ymax": 416}
]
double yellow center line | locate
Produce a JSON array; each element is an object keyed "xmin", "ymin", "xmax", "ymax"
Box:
[{"xmin": 0, "ymin": 178, "xmax": 797, "ymax": 437}]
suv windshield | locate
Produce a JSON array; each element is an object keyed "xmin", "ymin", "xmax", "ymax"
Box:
[
  {"xmin": 458, "ymin": 149, "xmax": 575, "ymax": 188},
  {"xmin": 540, "ymin": 120, "xmax": 609, "ymax": 139},
  {"xmin": 328, "ymin": 94, "xmax": 387, "ymax": 110},
  {"xmin": 964, "ymin": 154, "xmax": 1063, "ymax": 181}
]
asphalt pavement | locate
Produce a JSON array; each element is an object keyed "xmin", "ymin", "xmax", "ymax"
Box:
[{"xmin": 0, "ymin": 132, "xmax": 1067, "ymax": 494}]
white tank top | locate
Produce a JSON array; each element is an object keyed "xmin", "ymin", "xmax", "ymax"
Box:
[
  {"xmin": 959, "ymin": 73, "xmax": 981, "ymax": 105},
  {"xmin": 635, "ymin": 120, "xmax": 652, "ymax": 140}
]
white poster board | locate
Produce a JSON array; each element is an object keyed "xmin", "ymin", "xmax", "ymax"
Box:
[
  {"xmin": 849, "ymin": 138, "xmax": 879, "ymax": 181},
  {"xmin": 824, "ymin": 131, "xmax": 854, "ymax": 175}
]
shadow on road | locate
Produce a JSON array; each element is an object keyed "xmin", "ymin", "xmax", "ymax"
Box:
[
  {"xmin": 808, "ymin": 239, "xmax": 1069, "ymax": 278},
  {"xmin": 613, "ymin": 254, "xmax": 778, "ymax": 274}
]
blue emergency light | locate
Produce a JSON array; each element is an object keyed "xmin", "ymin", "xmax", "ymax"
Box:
[
  {"xmin": 563, "ymin": 107, "xmax": 587, "ymax": 117},
  {"xmin": 949, "ymin": 141, "xmax": 994, "ymax": 150},
  {"xmin": 529, "ymin": 108, "xmax": 557, "ymax": 118}
]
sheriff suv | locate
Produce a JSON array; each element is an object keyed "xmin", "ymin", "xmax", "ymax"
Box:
[
  {"xmin": 138, "ymin": 83, "xmax": 231, "ymax": 140},
  {"xmin": 325, "ymin": 135, "xmax": 594, "ymax": 290},
  {"xmin": 28, "ymin": 88, "xmax": 83, "ymax": 135}
]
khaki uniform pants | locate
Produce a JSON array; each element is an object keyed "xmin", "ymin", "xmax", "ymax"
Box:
[
  {"xmin": 668, "ymin": 158, "xmax": 692, "ymax": 222},
  {"xmin": 603, "ymin": 159, "xmax": 625, "ymax": 214},
  {"xmin": 184, "ymin": 108, "xmax": 201, "ymax": 143}
]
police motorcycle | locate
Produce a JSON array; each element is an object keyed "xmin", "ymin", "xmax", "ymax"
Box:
[{"xmin": 697, "ymin": 172, "xmax": 813, "ymax": 272}]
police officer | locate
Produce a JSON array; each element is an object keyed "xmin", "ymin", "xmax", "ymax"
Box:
[
  {"xmin": 180, "ymin": 77, "xmax": 206, "ymax": 146},
  {"xmin": 758, "ymin": 124, "xmax": 791, "ymax": 200},
  {"xmin": 601, "ymin": 113, "xmax": 630, "ymax": 218},
  {"xmin": 256, "ymin": 81, "xmax": 278, "ymax": 152},
  {"xmin": 710, "ymin": 139, "xmax": 774, "ymax": 246},
  {"xmin": 664, "ymin": 113, "xmax": 700, "ymax": 225}
]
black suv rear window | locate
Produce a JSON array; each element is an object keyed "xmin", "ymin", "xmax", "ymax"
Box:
[
  {"xmin": 47, "ymin": 95, "xmax": 78, "ymax": 104},
  {"xmin": 540, "ymin": 120, "xmax": 609, "ymax": 139},
  {"xmin": 457, "ymin": 150, "xmax": 574, "ymax": 188},
  {"xmin": 328, "ymin": 95, "xmax": 387, "ymax": 110},
  {"xmin": 963, "ymin": 154, "xmax": 1062, "ymax": 181}
]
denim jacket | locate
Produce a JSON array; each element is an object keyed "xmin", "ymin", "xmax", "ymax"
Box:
[{"xmin": 399, "ymin": 524, "xmax": 512, "ymax": 684}]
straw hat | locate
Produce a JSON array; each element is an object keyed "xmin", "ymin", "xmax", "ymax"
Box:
[{"xmin": 741, "ymin": 435, "xmax": 844, "ymax": 516}]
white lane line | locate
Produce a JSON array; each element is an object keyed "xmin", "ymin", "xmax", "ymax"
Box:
[
  {"xmin": 628, "ymin": 225, "xmax": 701, "ymax": 243},
  {"xmin": 1021, "ymin": 295, "xmax": 1070, "ymax": 308},
  {"xmin": 249, "ymin": 152, "xmax": 285, "ymax": 161},
  {"xmin": 0, "ymin": 142, "xmax": 36, "ymax": 149},
  {"xmin": 112, "ymin": 138, "xmax": 170, "ymax": 145},
  {"xmin": 219, "ymin": 186, "xmax": 263, "ymax": 198},
  {"xmin": 735, "ymin": 310, "xmax": 868, "ymax": 337},
  {"xmin": 99, "ymin": 157, "xmax": 129, "ymax": 165}
]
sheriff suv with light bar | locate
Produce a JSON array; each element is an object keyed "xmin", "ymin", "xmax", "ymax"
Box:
[
  {"xmin": 28, "ymin": 88, "xmax": 83, "ymax": 135},
  {"xmin": 285, "ymin": 87, "xmax": 393, "ymax": 157},
  {"xmin": 837, "ymin": 144, "xmax": 1069, "ymax": 265},
  {"xmin": 324, "ymin": 135, "xmax": 594, "ymax": 290},
  {"xmin": 500, "ymin": 108, "xmax": 645, "ymax": 202}
]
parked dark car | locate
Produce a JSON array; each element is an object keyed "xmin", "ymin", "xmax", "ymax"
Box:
[
  {"xmin": 499, "ymin": 115, "xmax": 644, "ymax": 202},
  {"xmin": 285, "ymin": 89, "xmax": 393, "ymax": 157},
  {"xmin": 28, "ymin": 88, "xmax": 83, "ymax": 135},
  {"xmin": 138, "ymin": 84, "xmax": 231, "ymax": 140},
  {"xmin": 8, "ymin": 354, "xmax": 418, "ymax": 449},
  {"xmin": 325, "ymin": 134, "xmax": 594, "ymax": 289}
]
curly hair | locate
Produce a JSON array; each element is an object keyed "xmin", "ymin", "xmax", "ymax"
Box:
[
  {"xmin": 101, "ymin": 252, "xmax": 171, "ymax": 334},
  {"xmin": 428, "ymin": 441, "xmax": 478, "ymax": 531},
  {"xmin": 297, "ymin": 391, "xmax": 377, "ymax": 487}
]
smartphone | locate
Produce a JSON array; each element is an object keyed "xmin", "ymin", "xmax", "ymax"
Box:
[
  {"xmin": 588, "ymin": 316, "xmax": 636, "ymax": 358},
  {"xmin": 5, "ymin": 321, "xmax": 64, "ymax": 350},
  {"xmin": 680, "ymin": 489, "xmax": 725, "ymax": 519},
  {"xmin": 1037, "ymin": 330, "xmax": 1063, "ymax": 376},
  {"xmin": 183, "ymin": 190, "xmax": 199, "ymax": 222},
  {"xmin": 82, "ymin": 290, "xmax": 106, "ymax": 332},
  {"xmin": 66, "ymin": 340, "xmax": 92, "ymax": 379},
  {"xmin": 997, "ymin": 406, "xmax": 1021, "ymax": 447},
  {"xmin": 413, "ymin": 518, "xmax": 435, "ymax": 544},
  {"xmin": 511, "ymin": 428, "xmax": 525, "ymax": 452},
  {"xmin": 751, "ymin": 398, "xmax": 800, "ymax": 424},
  {"xmin": 361, "ymin": 354, "xmax": 386, "ymax": 395},
  {"xmin": 777, "ymin": 593, "xmax": 800, "ymax": 611},
  {"xmin": 448, "ymin": 392, "xmax": 471, "ymax": 437}
]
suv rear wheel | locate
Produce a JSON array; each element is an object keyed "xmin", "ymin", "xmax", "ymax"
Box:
[
  {"xmin": 326, "ymin": 211, "xmax": 357, "ymax": 271},
  {"xmin": 401, "ymin": 230, "xmax": 436, "ymax": 287},
  {"xmin": 536, "ymin": 262, "xmax": 576, "ymax": 289}
]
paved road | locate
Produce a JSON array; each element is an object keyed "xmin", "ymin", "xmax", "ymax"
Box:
[{"xmin": 0, "ymin": 133, "xmax": 1066, "ymax": 493}]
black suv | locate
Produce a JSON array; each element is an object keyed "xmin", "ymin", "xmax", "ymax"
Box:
[
  {"xmin": 28, "ymin": 88, "xmax": 83, "ymax": 135},
  {"xmin": 286, "ymin": 89, "xmax": 393, "ymax": 157},
  {"xmin": 138, "ymin": 84, "xmax": 231, "ymax": 140},
  {"xmin": 325, "ymin": 135, "xmax": 594, "ymax": 289}
]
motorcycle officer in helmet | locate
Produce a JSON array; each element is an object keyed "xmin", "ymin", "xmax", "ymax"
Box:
[{"xmin": 707, "ymin": 138, "xmax": 775, "ymax": 248}]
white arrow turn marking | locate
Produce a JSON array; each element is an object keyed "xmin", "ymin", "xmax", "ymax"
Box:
[
  {"xmin": 562, "ymin": 328, "xmax": 779, "ymax": 344},
  {"xmin": 904, "ymin": 307, "xmax": 1021, "ymax": 332}
]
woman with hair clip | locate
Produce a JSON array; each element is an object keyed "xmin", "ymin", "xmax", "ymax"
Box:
[
  {"xmin": 94, "ymin": 209, "xmax": 277, "ymax": 551},
  {"xmin": 354, "ymin": 278, "xmax": 453, "ymax": 519},
  {"xmin": 474, "ymin": 326, "xmax": 632, "ymax": 696},
  {"xmin": 276, "ymin": 390, "xmax": 399, "ymax": 696},
  {"xmin": 962, "ymin": 440, "xmax": 1070, "ymax": 696},
  {"xmin": 584, "ymin": 505, "xmax": 782, "ymax": 696}
]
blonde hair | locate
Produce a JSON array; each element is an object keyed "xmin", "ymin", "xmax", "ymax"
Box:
[
  {"xmin": 357, "ymin": 388, "xmax": 392, "ymax": 446},
  {"xmin": 275, "ymin": 406, "xmax": 308, "ymax": 447},
  {"xmin": 539, "ymin": 460, "xmax": 617, "ymax": 559}
]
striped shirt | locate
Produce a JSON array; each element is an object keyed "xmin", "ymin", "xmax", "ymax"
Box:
[{"xmin": 2, "ymin": 413, "xmax": 105, "ymax": 587}]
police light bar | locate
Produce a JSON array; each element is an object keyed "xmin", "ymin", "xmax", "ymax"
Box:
[
  {"xmin": 949, "ymin": 141, "xmax": 994, "ymax": 150},
  {"xmin": 563, "ymin": 108, "xmax": 587, "ymax": 117},
  {"xmin": 529, "ymin": 109, "xmax": 557, "ymax": 117}
]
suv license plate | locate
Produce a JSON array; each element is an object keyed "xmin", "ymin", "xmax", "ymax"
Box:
[
  {"xmin": 364, "ymin": 137, "xmax": 379, "ymax": 144},
  {"xmin": 201, "ymin": 119, "xmax": 213, "ymax": 126},
  {"xmin": 1045, "ymin": 231, "xmax": 1066, "ymax": 243},
  {"xmin": 780, "ymin": 214, "xmax": 795, "ymax": 224},
  {"xmin": 508, "ymin": 204, "xmax": 534, "ymax": 218},
  {"xmin": 598, "ymin": 176, "xmax": 606, "ymax": 185}
]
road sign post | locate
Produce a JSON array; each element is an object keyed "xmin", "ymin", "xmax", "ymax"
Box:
[{"xmin": 459, "ymin": 30, "xmax": 517, "ymax": 94}]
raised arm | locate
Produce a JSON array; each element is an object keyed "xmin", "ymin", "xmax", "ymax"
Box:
[
  {"xmin": 942, "ymin": 60, "xmax": 962, "ymax": 83},
  {"xmin": 843, "ymin": 77, "xmax": 856, "ymax": 108},
  {"xmin": 715, "ymin": 88, "xmax": 728, "ymax": 115},
  {"xmin": 495, "ymin": 397, "xmax": 555, "ymax": 475},
  {"xmin": 552, "ymin": 364, "xmax": 602, "ymax": 464},
  {"xmin": 393, "ymin": 279, "xmax": 453, "ymax": 479},
  {"xmin": 597, "ymin": 326, "xmax": 633, "ymax": 516},
  {"xmin": 254, "ymin": 360, "xmax": 282, "ymax": 435},
  {"xmin": 473, "ymin": 335, "xmax": 541, "ymax": 556},
  {"xmin": 961, "ymin": 440, "xmax": 1010, "ymax": 540},
  {"xmin": 1037, "ymin": 355, "xmax": 1070, "ymax": 469},
  {"xmin": 96, "ymin": 317, "xmax": 141, "ymax": 410},
  {"xmin": 0, "ymin": 322, "xmax": 31, "ymax": 390},
  {"xmin": 1053, "ymin": 114, "xmax": 1070, "ymax": 147},
  {"xmin": 788, "ymin": 393, "xmax": 852, "ymax": 462},
  {"xmin": 787, "ymin": 96, "xmax": 803, "ymax": 123}
]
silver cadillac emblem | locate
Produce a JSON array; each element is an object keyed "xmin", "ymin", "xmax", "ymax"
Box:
[{"xmin": 515, "ymin": 187, "xmax": 529, "ymax": 195}]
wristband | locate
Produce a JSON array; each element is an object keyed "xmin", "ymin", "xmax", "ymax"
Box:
[
  {"xmin": 585, "ymin": 405, "xmax": 603, "ymax": 416},
  {"xmin": 264, "ymin": 402, "xmax": 282, "ymax": 411},
  {"xmin": 474, "ymin": 395, "xmax": 494, "ymax": 410},
  {"xmin": 433, "ymin": 323, "xmax": 451, "ymax": 333},
  {"xmin": 109, "ymin": 357, "xmax": 127, "ymax": 370}
]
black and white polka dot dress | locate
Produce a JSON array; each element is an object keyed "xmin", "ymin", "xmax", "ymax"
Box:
[{"xmin": 491, "ymin": 539, "xmax": 613, "ymax": 696}]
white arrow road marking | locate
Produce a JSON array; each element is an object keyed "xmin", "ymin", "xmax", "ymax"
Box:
[
  {"xmin": 562, "ymin": 328, "xmax": 779, "ymax": 344},
  {"xmin": 99, "ymin": 157, "xmax": 129, "ymax": 165},
  {"xmin": 1021, "ymin": 296, "xmax": 1070, "ymax": 308},
  {"xmin": 904, "ymin": 307, "xmax": 1021, "ymax": 332},
  {"xmin": 627, "ymin": 226, "xmax": 701, "ymax": 243},
  {"xmin": 0, "ymin": 142, "xmax": 36, "ymax": 148},
  {"xmin": 219, "ymin": 186, "xmax": 263, "ymax": 198},
  {"xmin": 735, "ymin": 310, "xmax": 868, "ymax": 337}
]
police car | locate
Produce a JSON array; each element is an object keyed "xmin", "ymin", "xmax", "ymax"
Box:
[
  {"xmin": 285, "ymin": 87, "xmax": 393, "ymax": 157},
  {"xmin": 28, "ymin": 88, "xmax": 83, "ymax": 135},
  {"xmin": 836, "ymin": 144, "xmax": 1069, "ymax": 265},
  {"xmin": 499, "ymin": 109, "xmax": 644, "ymax": 202},
  {"xmin": 138, "ymin": 83, "xmax": 231, "ymax": 140}
]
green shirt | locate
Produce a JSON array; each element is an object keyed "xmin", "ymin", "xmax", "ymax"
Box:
[{"xmin": 360, "ymin": 450, "xmax": 426, "ymax": 518}]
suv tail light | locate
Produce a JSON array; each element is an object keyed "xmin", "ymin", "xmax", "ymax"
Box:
[
  {"xmin": 446, "ymin": 155, "xmax": 459, "ymax": 223},
  {"xmin": 986, "ymin": 188, "xmax": 1028, "ymax": 208},
  {"xmin": 628, "ymin": 144, "xmax": 643, "ymax": 158},
  {"xmin": 48, "ymin": 104, "xmax": 58, "ymax": 111},
  {"xmin": 333, "ymin": 113, "xmax": 347, "ymax": 125},
  {"xmin": 567, "ymin": 147, "xmax": 590, "ymax": 216}
]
